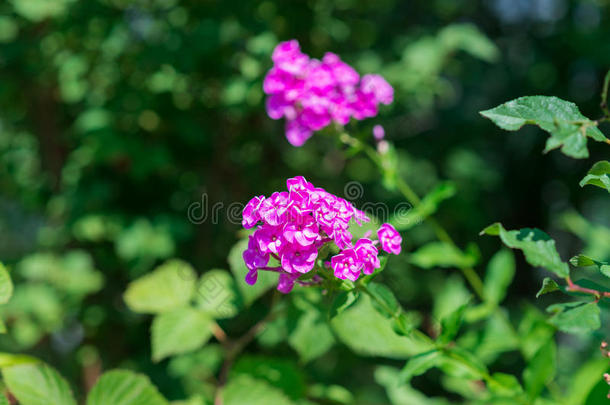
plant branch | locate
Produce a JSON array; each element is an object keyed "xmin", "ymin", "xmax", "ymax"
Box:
[
  {"xmin": 213, "ymin": 291, "xmax": 280, "ymax": 405},
  {"xmin": 565, "ymin": 277, "xmax": 610, "ymax": 301}
]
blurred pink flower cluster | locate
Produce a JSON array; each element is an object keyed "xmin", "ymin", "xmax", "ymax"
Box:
[
  {"xmin": 263, "ymin": 40, "xmax": 394, "ymax": 146},
  {"xmin": 242, "ymin": 176, "xmax": 402, "ymax": 293}
]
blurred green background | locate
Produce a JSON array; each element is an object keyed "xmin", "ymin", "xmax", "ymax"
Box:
[{"xmin": 0, "ymin": 0, "xmax": 609, "ymax": 403}]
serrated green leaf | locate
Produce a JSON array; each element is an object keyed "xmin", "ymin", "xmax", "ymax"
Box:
[
  {"xmin": 391, "ymin": 182, "xmax": 456, "ymax": 231},
  {"xmin": 547, "ymin": 301, "xmax": 600, "ymax": 333},
  {"xmin": 0, "ymin": 263, "xmax": 12, "ymax": 305},
  {"xmin": 223, "ymin": 375, "xmax": 295, "ymax": 405},
  {"xmin": 151, "ymin": 307, "xmax": 213, "ymax": 362},
  {"xmin": 570, "ymin": 254, "xmax": 610, "ymax": 278},
  {"xmin": 579, "ymin": 161, "xmax": 610, "ymax": 192},
  {"xmin": 536, "ymin": 278, "xmax": 560, "ymax": 298},
  {"xmin": 87, "ymin": 369, "xmax": 169, "ymax": 405},
  {"xmin": 483, "ymin": 249, "xmax": 515, "ymax": 304},
  {"xmin": 3, "ymin": 363, "xmax": 76, "ymax": 405},
  {"xmin": 195, "ymin": 269, "xmax": 241, "ymax": 319},
  {"xmin": 124, "ymin": 259, "xmax": 197, "ymax": 314},
  {"xmin": 409, "ymin": 242, "xmax": 477, "ymax": 269},
  {"xmin": 481, "ymin": 223, "xmax": 569, "ymax": 277},
  {"xmin": 288, "ymin": 307, "xmax": 335, "ymax": 363},
  {"xmin": 480, "ymin": 96, "xmax": 607, "ymax": 159},
  {"xmin": 523, "ymin": 339, "xmax": 556, "ymax": 399}
]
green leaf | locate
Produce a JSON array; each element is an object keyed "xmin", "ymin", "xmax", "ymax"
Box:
[
  {"xmin": 0, "ymin": 394, "xmax": 8, "ymax": 405},
  {"xmin": 366, "ymin": 282, "xmax": 401, "ymax": 319},
  {"xmin": 439, "ymin": 347, "xmax": 488, "ymax": 380},
  {"xmin": 195, "ymin": 269, "xmax": 241, "ymax": 319},
  {"xmin": 488, "ymin": 372, "xmax": 523, "ymax": 396},
  {"xmin": 523, "ymin": 339, "xmax": 556, "ymax": 399},
  {"xmin": 400, "ymin": 350, "xmax": 442, "ymax": 382},
  {"xmin": 409, "ymin": 242, "xmax": 477, "ymax": 269},
  {"xmin": 391, "ymin": 182, "xmax": 456, "ymax": 231},
  {"xmin": 536, "ymin": 277, "xmax": 560, "ymax": 298},
  {"xmin": 376, "ymin": 366, "xmax": 449, "ymax": 405},
  {"xmin": 483, "ymin": 249, "xmax": 515, "ymax": 304},
  {"xmin": 331, "ymin": 294, "xmax": 432, "ymax": 359},
  {"xmin": 579, "ymin": 161, "xmax": 610, "ymax": 192},
  {"xmin": 151, "ymin": 307, "xmax": 213, "ymax": 362},
  {"xmin": 231, "ymin": 356, "xmax": 306, "ymax": 400},
  {"xmin": 228, "ymin": 239, "xmax": 276, "ymax": 305},
  {"xmin": 288, "ymin": 308, "xmax": 335, "ymax": 363},
  {"xmin": 0, "ymin": 263, "xmax": 13, "ymax": 305},
  {"xmin": 438, "ymin": 303, "xmax": 468, "ymax": 345},
  {"xmin": 87, "ymin": 370, "xmax": 169, "ymax": 405},
  {"xmin": 223, "ymin": 375, "xmax": 295, "ymax": 405},
  {"xmin": 124, "ymin": 259, "xmax": 197, "ymax": 314},
  {"xmin": 481, "ymin": 223, "xmax": 569, "ymax": 277},
  {"xmin": 480, "ymin": 96, "xmax": 607, "ymax": 158},
  {"xmin": 570, "ymin": 254, "xmax": 610, "ymax": 278},
  {"xmin": 547, "ymin": 301, "xmax": 600, "ymax": 333},
  {"xmin": 565, "ymin": 358, "xmax": 610, "ymax": 404},
  {"xmin": 3, "ymin": 363, "xmax": 76, "ymax": 405},
  {"xmin": 328, "ymin": 290, "xmax": 359, "ymax": 319}
]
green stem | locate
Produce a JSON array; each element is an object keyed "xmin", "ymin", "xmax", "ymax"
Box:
[
  {"xmin": 340, "ymin": 133, "xmax": 486, "ymax": 300},
  {"xmin": 601, "ymin": 69, "xmax": 610, "ymax": 117}
]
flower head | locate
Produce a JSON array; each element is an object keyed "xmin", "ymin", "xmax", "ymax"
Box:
[
  {"xmin": 378, "ymin": 223, "xmax": 402, "ymax": 255},
  {"xmin": 263, "ymin": 40, "xmax": 393, "ymax": 146},
  {"xmin": 241, "ymin": 177, "xmax": 401, "ymax": 293}
]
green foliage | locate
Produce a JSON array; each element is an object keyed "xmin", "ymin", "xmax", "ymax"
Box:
[
  {"xmin": 3, "ymin": 363, "xmax": 76, "ymax": 405},
  {"xmin": 580, "ymin": 161, "xmax": 610, "ymax": 193},
  {"xmin": 124, "ymin": 260, "xmax": 196, "ymax": 314},
  {"xmin": 481, "ymin": 223, "xmax": 569, "ymax": 277},
  {"xmin": 87, "ymin": 370, "xmax": 169, "ymax": 405},
  {"xmin": 480, "ymin": 96, "xmax": 608, "ymax": 158},
  {"xmin": 536, "ymin": 278, "xmax": 560, "ymax": 298},
  {"xmin": 151, "ymin": 308, "xmax": 213, "ymax": 362},
  {"xmin": 547, "ymin": 302, "xmax": 600, "ymax": 333}
]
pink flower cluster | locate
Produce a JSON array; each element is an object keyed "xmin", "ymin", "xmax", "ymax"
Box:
[
  {"xmin": 242, "ymin": 176, "xmax": 402, "ymax": 293},
  {"xmin": 263, "ymin": 40, "xmax": 394, "ymax": 147}
]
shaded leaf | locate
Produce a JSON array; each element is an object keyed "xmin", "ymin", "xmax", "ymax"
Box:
[
  {"xmin": 536, "ymin": 277, "xmax": 560, "ymax": 298},
  {"xmin": 481, "ymin": 223, "xmax": 569, "ymax": 277},
  {"xmin": 232, "ymin": 356, "xmax": 306, "ymax": 400},
  {"xmin": 228, "ymin": 239, "xmax": 276, "ymax": 305},
  {"xmin": 523, "ymin": 339, "xmax": 556, "ymax": 399},
  {"xmin": 328, "ymin": 290, "xmax": 359, "ymax": 319},
  {"xmin": 547, "ymin": 301, "xmax": 600, "ymax": 333},
  {"xmin": 391, "ymin": 182, "xmax": 456, "ymax": 231},
  {"xmin": 0, "ymin": 263, "xmax": 13, "ymax": 305},
  {"xmin": 400, "ymin": 350, "xmax": 441, "ymax": 382},
  {"xmin": 480, "ymin": 96, "xmax": 607, "ymax": 158},
  {"xmin": 438, "ymin": 303, "xmax": 468, "ymax": 345},
  {"xmin": 409, "ymin": 242, "xmax": 477, "ymax": 269}
]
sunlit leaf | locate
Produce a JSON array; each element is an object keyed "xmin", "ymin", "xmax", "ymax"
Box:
[
  {"xmin": 546, "ymin": 301, "xmax": 600, "ymax": 333},
  {"xmin": 536, "ymin": 278, "xmax": 560, "ymax": 298},
  {"xmin": 124, "ymin": 259, "xmax": 196, "ymax": 314},
  {"xmin": 87, "ymin": 370, "xmax": 169, "ymax": 405},
  {"xmin": 579, "ymin": 161, "xmax": 610, "ymax": 192},
  {"xmin": 480, "ymin": 96, "xmax": 607, "ymax": 158},
  {"xmin": 151, "ymin": 308, "xmax": 213, "ymax": 362},
  {"xmin": 3, "ymin": 363, "xmax": 76, "ymax": 405},
  {"xmin": 481, "ymin": 223, "xmax": 569, "ymax": 277}
]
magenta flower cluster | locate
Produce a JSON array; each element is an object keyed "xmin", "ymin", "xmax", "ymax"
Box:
[
  {"xmin": 242, "ymin": 176, "xmax": 402, "ymax": 293},
  {"xmin": 263, "ymin": 40, "xmax": 394, "ymax": 147}
]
